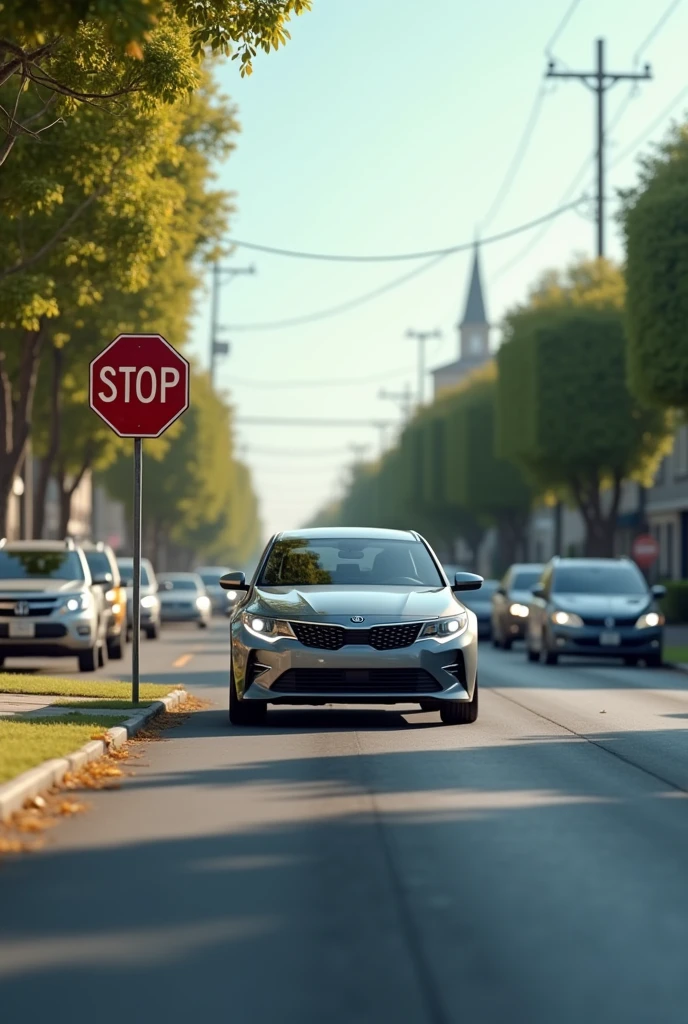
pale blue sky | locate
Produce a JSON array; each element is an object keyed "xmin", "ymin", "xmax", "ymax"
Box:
[{"xmin": 189, "ymin": 0, "xmax": 688, "ymax": 538}]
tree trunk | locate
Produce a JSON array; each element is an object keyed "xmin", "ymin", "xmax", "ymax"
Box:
[
  {"xmin": 572, "ymin": 472, "xmax": 623, "ymax": 558},
  {"xmin": 495, "ymin": 509, "xmax": 529, "ymax": 575},
  {"xmin": 34, "ymin": 343, "xmax": 63, "ymax": 538},
  {"xmin": 0, "ymin": 326, "xmax": 46, "ymax": 536}
]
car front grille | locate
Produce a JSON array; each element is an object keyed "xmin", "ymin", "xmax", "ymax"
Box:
[
  {"xmin": 271, "ymin": 668, "xmax": 441, "ymax": 694},
  {"xmin": 0, "ymin": 600, "xmax": 59, "ymax": 617},
  {"xmin": 580, "ymin": 615, "xmax": 638, "ymax": 628},
  {"xmin": 289, "ymin": 621, "xmax": 423, "ymax": 651}
]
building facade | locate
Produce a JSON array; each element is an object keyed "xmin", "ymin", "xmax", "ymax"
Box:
[{"xmin": 431, "ymin": 245, "xmax": 491, "ymax": 396}]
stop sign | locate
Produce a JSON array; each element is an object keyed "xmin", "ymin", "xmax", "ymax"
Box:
[
  {"xmin": 632, "ymin": 533, "xmax": 660, "ymax": 568},
  {"xmin": 89, "ymin": 334, "xmax": 189, "ymax": 437}
]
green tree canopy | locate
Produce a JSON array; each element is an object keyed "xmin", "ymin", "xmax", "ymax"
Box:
[{"xmin": 497, "ymin": 257, "xmax": 672, "ymax": 556}]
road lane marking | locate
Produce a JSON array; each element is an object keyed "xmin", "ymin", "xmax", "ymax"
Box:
[{"xmin": 172, "ymin": 653, "xmax": 193, "ymax": 668}]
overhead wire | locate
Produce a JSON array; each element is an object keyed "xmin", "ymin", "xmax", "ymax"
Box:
[
  {"xmin": 544, "ymin": 0, "xmax": 584, "ymax": 61},
  {"xmin": 226, "ymin": 199, "xmax": 584, "ymax": 330}
]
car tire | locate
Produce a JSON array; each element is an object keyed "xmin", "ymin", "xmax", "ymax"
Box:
[
  {"xmin": 198, "ymin": 620, "xmax": 208, "ymax": 630},
  {"xmin": 97, "ymin": 640, "xmax": 108, "ymax": 669},
  {"xmin": 544, "ymin": 649, "xmax": 558, "ymax": 666},
  {"xmin": 229, "ymin": 665, "xmax": 267, "ymax": 726},
  {"xmin": 645, "ymin": 653, "xmax": 663, "ymax": 668},
  {"xmin": 418, "ymin": 700, "xmax": 436, "ymax": 711},
  {"xmin": 492, "ymin": 633, "xmax": 501, "ymax": 649},
  {"xmin": 502, "ymin": 636, "xmax": 513, "ymax": 651},
  {"xmin": 78, "ymin": 646, "xmax": 98, "ymax": 672},
  {"xmin": 525, "ymin": 635, "xmax": 540, "ymax": 662},
  {"xmin": 440, "ymin": 679, "xmax": 478, "ymax": 725},
  {"xmin": 145, "ymin": 623, "xmax": 160, "ymax": 640},
  {"xmin": 623, "ymin": 655, "xmax": 638, "ymax": 667},
  {"xmin": 108, "ymin": 634, "xmax": 126, "ymax": 660}
]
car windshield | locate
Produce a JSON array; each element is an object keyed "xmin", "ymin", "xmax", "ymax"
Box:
[
  {"xmin": 553, "ymin": 565, "xmax": 648, "ymax": 596},
  {"xmin": 512, "ymin": 570, "xmax": 542, "ymax": 591},
  {"xmin": 118, "ymin": 561, "xmax": 151, "ymax": 587},
  {"xmin": 0, "ymin": 550, "xmax": 85, "ymax": 581},
  {"xmin": 162, "ymin": 578, "xmax": 198, "ymax": 591},
  {"xmin": 85, "ymin": 551, "xmax": 113, "ymax": 581},
  {"xmin": 199, "ymin": 572, "xmax": 224, "ymax": 586},
  {"xmin": 460, "ymin": 580, "xmax": 499, "ymax": 607},
  {"xmin": 259, "ymin": 537, "xmax": 443, "ymax": 587}
]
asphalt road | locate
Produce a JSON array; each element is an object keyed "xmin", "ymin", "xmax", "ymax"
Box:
[{"xmin": 3, "ymin": 621, "xmax": 688, "ymax": 1023}]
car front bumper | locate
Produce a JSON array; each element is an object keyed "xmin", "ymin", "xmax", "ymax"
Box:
[
  {"xmin": 0, "ymin": 613, "xmax": 98, "ymax": 655},
  {"xmin": 231, "ymin": 622, "xmax": 478, "ymax": 704},
  {"xmin": 548, "ymin": 625, "xmax": 663, "ymax": 657}
]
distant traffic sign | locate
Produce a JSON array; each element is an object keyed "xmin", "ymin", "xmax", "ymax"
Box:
[
  {"xmin": 632, "ymin": 533, "xmax": 659, "ymax": 569},
  {"xmin": 89, "ymin": 334, "xmax": 189, "ymax": 438}
]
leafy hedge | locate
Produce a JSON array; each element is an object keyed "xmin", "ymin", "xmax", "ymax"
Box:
[{"xmin": 660, "ymin": 580, "xmax": 688, "ymax": 624}]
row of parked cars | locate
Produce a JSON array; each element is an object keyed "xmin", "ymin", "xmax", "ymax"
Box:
[
  {"xmin": 0, "ymin": 537, "xmax": 236, "ymax": 673},
  {"xmin": 450, "ymin": 556, "xmax": 666, "ymax": 667}
]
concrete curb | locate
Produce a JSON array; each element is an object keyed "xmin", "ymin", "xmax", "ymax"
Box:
[{"xmin": 0, "ymin": 688, "xmax": 187, "ymax": 824}]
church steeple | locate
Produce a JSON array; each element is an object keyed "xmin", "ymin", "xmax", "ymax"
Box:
[{"xmin": 458, "ymin": 244, "xmax": 489, "ymax": 360}]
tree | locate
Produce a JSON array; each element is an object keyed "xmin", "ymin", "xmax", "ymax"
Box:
[
  {"xmin": 0, "ymin": 1, "xmax": 311, "ymax": 167},
  {"xmin": 622, "ymin": 123, "xmax": 688, "ymax": 415},
  {"xmin": 496, "ymin": 258, "xmax": 673, "ymax": 556}
]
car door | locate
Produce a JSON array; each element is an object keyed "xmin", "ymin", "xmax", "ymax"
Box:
[
  {"xmin": 529, "ymin": 564, "xmax": 552, "ymax": 648},
  {"xmin": 493, "ymin": 569, "xmax": 511, "ymax": 634}
]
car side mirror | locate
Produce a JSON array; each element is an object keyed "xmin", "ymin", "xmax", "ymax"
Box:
[
  {"xmin": 651, "ymin": 584, "xmax": 667, "ymax": 600},
  {"xmin": 220, "ymin": 571, "xmax": 248, "ymax": 591},
  {"xmin": 532, "ymin": 583, "xmax": 546, "ymax": 598},
  {"xmin": 452, "ymin": 571, "xmax": 483, "ymax": 592}
]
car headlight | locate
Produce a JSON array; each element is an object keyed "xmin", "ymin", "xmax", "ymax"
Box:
[
  {"xmin": 196, "ymin": 595, "xmax": 211, "ymax": 610},
  {"xmin": 420, "ymin": 612, "xmax": 469, "ymax": 640},
  {"xmin": 552, "ymin": 610, "xmax": 584, "ymax": 627},
  {"xmin": 509, "ymin": 603, "xmax": 529, "ymax": 618},
  {"xmin": 62, "ymin": 592, "xmax": 90, "ymax": 613},
  {"xmin": 241, "ymin": 613, "xmax": 295, "ymax": 641},
  {"xmin": 141, "ymin": 595, "xmax": 157, "ymax": 609},
  {"xmin": 105, "ymin": 589, "xmax": 117, "ymax": 602},
  {"xmin": 636, "ymin": 611, "xmax": 663, "ymax": 629}
]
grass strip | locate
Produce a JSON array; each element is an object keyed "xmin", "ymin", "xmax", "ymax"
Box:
[
  {"xmin": 0, "ymin": 675, "xmax": 178, "ymax": 699},
  {"xmin": 665, "ymin": 646, "xmax": 688, "ymax": 664},
  {"xmin": 0, "ymin": 715, "xmax": 129, "ymax": 784},
  {"xmin": 52, "ymin": 699, "xmax": 154, "ymax": 709}
]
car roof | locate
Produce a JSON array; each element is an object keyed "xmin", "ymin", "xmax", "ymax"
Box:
[
  {"xmin": 509, "ymin": 563, "xmax": 544, "ymax": 571},
  {"xmin": 278, "ymin": 527, "xmax": 418, "ymax": 541},
  {"xmin": 1, "ymin": 540, "xmax": 77, "ymax": 551},
  {"xmin": 552, "ymin": 558, "xmax": 635, "ymax": 568}
]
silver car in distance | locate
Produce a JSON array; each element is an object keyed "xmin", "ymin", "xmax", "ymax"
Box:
[{"xmin": 221, "ymin": 527, "xmax": 483, "ymax": 726}]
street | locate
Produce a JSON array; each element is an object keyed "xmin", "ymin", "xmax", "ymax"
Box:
[{"xmin": 0, "ymin": 622, "xmax": 687, "ymax": 1022}]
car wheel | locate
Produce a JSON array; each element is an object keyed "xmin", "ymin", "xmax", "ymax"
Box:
[
  {"xmin": 418, "ymin": 700, "xmax": 436, "ymax": 711},
  {"xmin": 229, "ymin": 664, "xmax": 267, "ymax": 726},
  {"xmin": 502, "ymin": 636, "xmax": 513, "ymax": 651},
  {"xmin": 623, "ymin": 655, "xmax": 638, "ymax": 667},
  {"xmin": 198, "ymin": 620, "xmax": 208, "ymax": 630},
  {"xmin": 97, "ymin": 640, "xmax": 108, "ymax": 669},
  {"xmin": 645, "ymin": 653, "xmax": 663, "ymax": 668},
  {"xmin": 544, "ymin": 648, "xmax": 558, "ymax": 666},
  {"xmin": 108, "ymin": 634, "xmax": 126, "ymax": 660},
  {"xmin": 145, "ymin": 622, "xmax": 160, "ymax": 640},
  {"xmin": 492, "ymin": 633, "xmax": 501, "ymax": 649},
  {"xmin": 78, "ymin": 646, "xmax": 98, "ymax": 672},
  {"xmin": 440, "ymin": 678, "xmax": 478, "ymax": 725}
]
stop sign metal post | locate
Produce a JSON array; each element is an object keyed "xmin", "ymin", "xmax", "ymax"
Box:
[{"xmin": 89, "ymin": 335, "xmax": 190, "ymax": 702}]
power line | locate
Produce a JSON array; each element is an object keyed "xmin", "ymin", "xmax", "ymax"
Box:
[
  {"xmin": 226, "ymin": 199, "xmax": 584, "ymax": 331},
  {"xmin": 480, "ymin": 84, "xmax": 549, "ymax": 231},
  {"xmin": 632, "ymin": 0, "xmax": 683, "ymax": 63},
  {"xmin": 545, "ymin": 0, "xmax": 584, "ymax": 60},
  {"xmin": 609, "ymin": 81, "xmax": 688, "ymax": 168},
  {"xmin": 226, "ymin": 197, "xmax": 585, "ymax": 265}
]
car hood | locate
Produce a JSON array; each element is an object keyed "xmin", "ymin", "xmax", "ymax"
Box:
[
  {"xmin": 250, "ymin": 585, "xmax": 457, "ymax": 622},
  {"xmin": 509, "ymin": 589, "xmax": 535, "ymax": 605},
  {"xmin": 124, "ymin": 585, "xmax": 157, "ymax": 598},
  {"xmin": 553, "ymin": 594, "xmax": 651, "ymax": 616},
  {"xmin": 0, "ymin": 578, "xmax": 86, "ymax": 593}
]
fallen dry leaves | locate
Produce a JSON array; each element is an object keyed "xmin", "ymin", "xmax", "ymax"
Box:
[{"xmin": 0, "ymin": 694, "xmax": 208, "ymax": 861}]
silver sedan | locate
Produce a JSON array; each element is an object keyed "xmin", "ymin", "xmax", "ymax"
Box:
[{"xmin": 222, "ymin": 527, "xmax": 482, "ymax": 726}]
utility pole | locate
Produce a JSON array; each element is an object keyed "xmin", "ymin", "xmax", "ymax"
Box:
[
  {"xmin": 209, "ymin": 262, "xmax": 256, "ymax": 386},
  {"xmin": 406, "ymin": 329, "xmax": 441, "ymax": 407},
  {"xmin": 379, "ymin": 383, "xmax": 414, "ymax": 423},
  {"xmin": 547, "ymin": 38, "xmax": 651, "ymax": 257}
]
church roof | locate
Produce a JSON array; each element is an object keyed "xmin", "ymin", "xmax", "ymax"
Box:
[{"xmin": 460, "ymin": 245, "xmax": 487, "ymax": 327}]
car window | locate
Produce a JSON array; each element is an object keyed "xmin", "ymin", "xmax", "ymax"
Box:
[
  {"xmin": 162, "ymin": 578, "xmax": 198, "ymax": 591},
  {"xmin": 199, "ymin": 571, "xmax": 223, "ymax": 586},
  {"xmin": 85, "ymin": 551, "xmax": 113, "ymax": 581},
  {"xmin": 259, "ymin": 537, "xmax": 443, "ymax": 587},
  {"xmin": 552, "ymin": 565, "xmax": 648, "ymax": 596},
  {"xmin": 0, "ymin": 550, "xmax": 85, "ymax": 581},
  {"xmin": 512, "ymin": 570, "xmax": 542, "ymax": 591},
  {"xmin": 117, "ymin": 560, "xmax": 151, "ymax": 586}
]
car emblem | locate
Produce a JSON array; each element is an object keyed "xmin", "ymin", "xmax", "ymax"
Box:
[
  {"xmin": 351, "ymin": 616, "xmax": 365, "ymax": 623},
  {"xmin": 15, "ymin": 601, "xmax": 30, "ymax": 617},
  {"xmin": 605, "ymin": 616, "xmax": 615, "ymax": 628}
]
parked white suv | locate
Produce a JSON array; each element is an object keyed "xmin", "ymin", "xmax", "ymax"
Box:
[{"xmin": 0, "ymin": 539, "xmax": 107, "ymax": 672}]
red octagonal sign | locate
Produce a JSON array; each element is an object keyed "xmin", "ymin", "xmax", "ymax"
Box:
[{"xmin": 89, "ymin": 334, "xmax": 190, "ymax": 438}]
